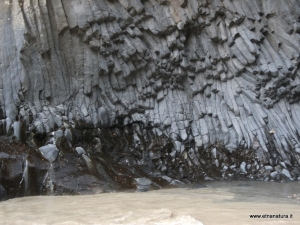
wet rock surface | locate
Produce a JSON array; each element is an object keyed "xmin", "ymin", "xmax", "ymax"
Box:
[
  {"xmin": 0, "ymin": 123, "xmax": 298, "ymax": 201},
  {"xmin": 135, "ymin": 178, "xmax": 152, "ymax": 192},
  {"xmin": 1, "ymin": 0, "xmax": 300, "ymax": 200}
]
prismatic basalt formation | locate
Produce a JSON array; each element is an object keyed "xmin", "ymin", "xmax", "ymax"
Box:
[{"xmin": 1, "ymin": 0, "xmax": 300, "ymax": 199}]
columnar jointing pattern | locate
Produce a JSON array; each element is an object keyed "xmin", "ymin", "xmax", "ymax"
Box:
[{"xmin": 1, "ymin": 0, "xmax": 300, "ymax": 181}]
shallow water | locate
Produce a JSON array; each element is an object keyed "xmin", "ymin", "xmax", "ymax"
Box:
[{"xmin": 0, "ymin": 181, "xmax": 299, "ymax": 225}]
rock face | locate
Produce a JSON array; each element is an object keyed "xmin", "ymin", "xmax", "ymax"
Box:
[{"xmin": 1, "ymin": 0, "xmax": 300, "ymax": 199}]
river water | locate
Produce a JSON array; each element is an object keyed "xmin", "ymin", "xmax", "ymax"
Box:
[{"xmin": 0, "ymin": 181, "xmax": 299, "ymax": 225}]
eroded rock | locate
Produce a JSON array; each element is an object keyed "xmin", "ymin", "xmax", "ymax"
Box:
[{"xmin": 0, "ymin": 0, "xmax": 300, "ymax": 200}]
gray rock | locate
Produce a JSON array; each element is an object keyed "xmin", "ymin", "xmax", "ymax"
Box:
[
  {"xmin": 135, "ymin": 177, "xmax": 152, "ymax": 192},
  {"xmin": 134, "ymin": 177, "xmax": 152, "ymax": 186},
  {"xmin": 240, "ymin": 162, "xmax": 247, "ymax": 174},
  {"xmin": 281, "ymin": 168, "xmax": 292, "ymax": 179},
  {"xmin": 270, "ymin": 171, "xmax": 278, "ymax": 178},
  {"xmin": 75, "ymin": 147, "xmax": 86, "ymax": 156},
  {"xmin": 54, "ymin": 130, "xmax": 64, "ymax": 138},
  {"xmin": 136, "ymin": 185, "xmax": 150, "ymax": 192},
  {"xmin": 161, "ymin": 176, "xmax": 173, "ymax": 183},
  {"xmin": 64, "ymin": 129, "xmax": 73, "ymax": 147},
  {"xmin": 39, "ymin": 144, "xmax": 59, "ymax": 162},
  {"xmin": 170, "ymin": 180, "xmax": 185, "ymax": 186},
  {"xmin": 265, "ymin": 166, "xmax": 273, "ymax": 171}
]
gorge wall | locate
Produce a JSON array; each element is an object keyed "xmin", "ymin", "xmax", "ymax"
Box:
[{"xmin": 1, "ymin": 0, "xmax": 300, "ymax": 199}]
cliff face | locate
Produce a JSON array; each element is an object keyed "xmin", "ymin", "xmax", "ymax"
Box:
[{"xmin": 1, "ymin": 0, "xmax": 300, "ymax": 199}]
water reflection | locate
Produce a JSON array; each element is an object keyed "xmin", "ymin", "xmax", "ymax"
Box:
[{"xmin": 0, "ymin": 181, "xmax": 299, "ymax": 225}]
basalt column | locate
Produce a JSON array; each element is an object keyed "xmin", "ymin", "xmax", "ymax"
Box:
[{"xmin": 1, "ymin": 0, "xmax": 300, "ymax": 197}]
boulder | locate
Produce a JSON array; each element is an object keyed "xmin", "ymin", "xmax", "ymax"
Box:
[{"xmin": 39, "ymin": 144, "xmax": 59, "ymax": 163}]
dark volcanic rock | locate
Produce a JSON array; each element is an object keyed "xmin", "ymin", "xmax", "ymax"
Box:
[
  {"xmin": 0, "ymin": 184, "xmax": 6, "ymax": 201},
  {"xmin": 1, "ymin": 0, "xmax": 300, "ymax": 200}
]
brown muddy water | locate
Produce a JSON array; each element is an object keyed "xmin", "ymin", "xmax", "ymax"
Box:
[{"xmin": 0, "ymin": 181, "xmax": 299, "ymax": 225}]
